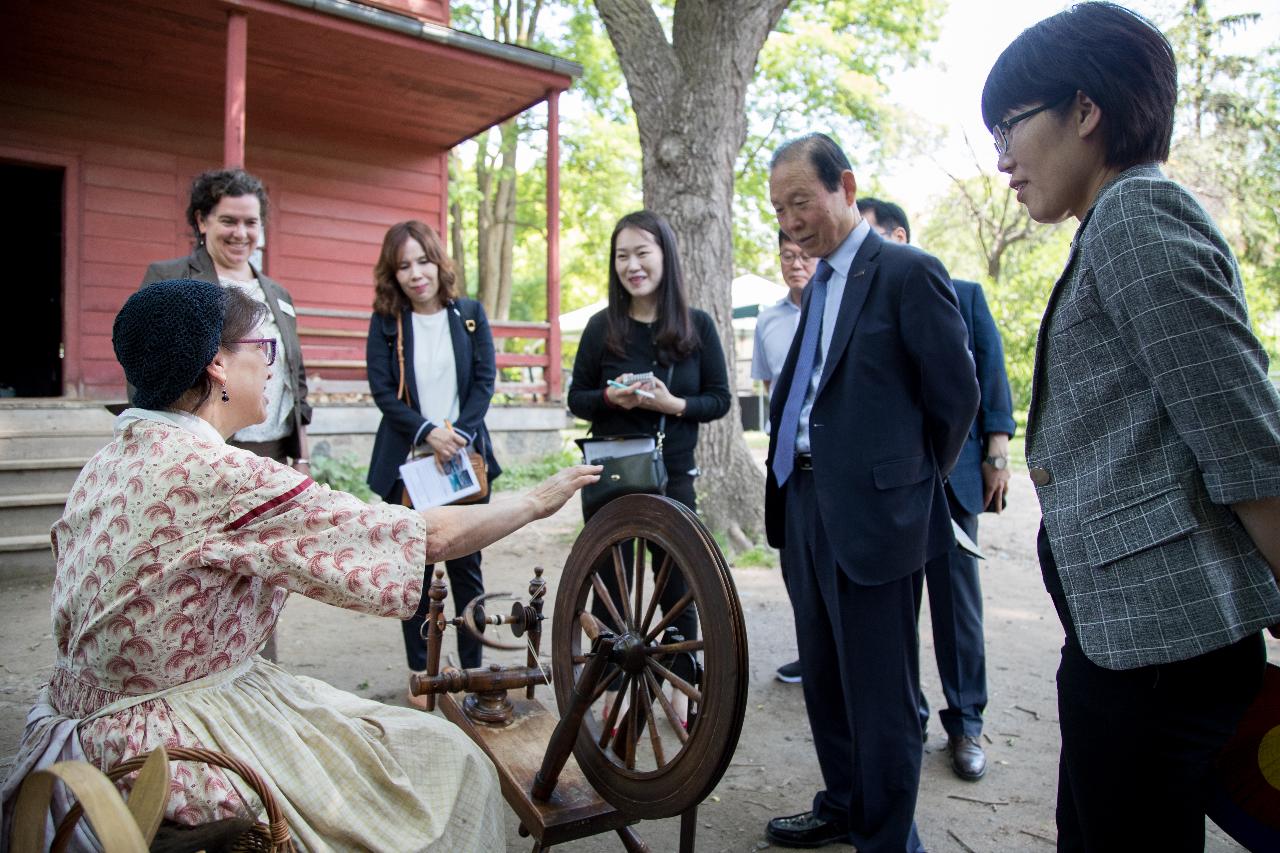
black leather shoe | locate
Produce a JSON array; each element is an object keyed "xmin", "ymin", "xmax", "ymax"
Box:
[
  {"xmin": 948, "ymin": 735, "xmax": 987, "ymax": 781},
  {"xmin": 765, "ymin": 812, "xmax": 848, "ymax": 848}
]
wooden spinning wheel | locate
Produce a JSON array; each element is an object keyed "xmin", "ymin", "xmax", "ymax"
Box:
[
  {"xmin": 410, "ymin": 493, "xmax": 748, "ymax": 851},
  {"xmin": 552, "ymin": 494, "xmax": 749, "ymax": 820}
]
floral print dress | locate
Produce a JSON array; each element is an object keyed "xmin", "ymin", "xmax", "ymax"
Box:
[{"xmin": 2, "ymin": 410, "xmax": 502, "ymax": 852}]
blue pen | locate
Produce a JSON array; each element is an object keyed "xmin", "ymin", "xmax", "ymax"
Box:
[{"xmin": 608, "ymin": 379, "xmax": 656, "ymax": 399}]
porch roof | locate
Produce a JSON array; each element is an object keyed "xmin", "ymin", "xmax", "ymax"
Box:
[{"xmin": 3, "ymin": 0, "xmax": 580, "ymax": 152}]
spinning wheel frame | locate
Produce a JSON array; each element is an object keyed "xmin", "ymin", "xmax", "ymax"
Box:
[{"xmin": 551, "ymin": 494, "xmax": 748, "ymax": 820}]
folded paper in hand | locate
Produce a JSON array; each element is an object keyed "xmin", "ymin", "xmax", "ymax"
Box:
[
  {"xmin": 400, "ymin": 450, "xmax": 481, "ymax": 509},
  {"xmin": 578, "ymin": 436, "xmax": 656, "ymax": 463}
]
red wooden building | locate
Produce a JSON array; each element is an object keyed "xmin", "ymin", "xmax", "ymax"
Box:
[{"xmin": 0, "ymin": 0, "xmax": 577, "ymax": 401}]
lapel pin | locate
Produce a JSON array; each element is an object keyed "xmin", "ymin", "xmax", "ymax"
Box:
[{"xmin": 465, "ymin": 319, "xmax": 476, "ymax": 332}]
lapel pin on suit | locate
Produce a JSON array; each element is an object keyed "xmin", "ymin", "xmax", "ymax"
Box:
[{"xmin": 465, "ymin": 319, "xmax": 476, "ymax": 333}]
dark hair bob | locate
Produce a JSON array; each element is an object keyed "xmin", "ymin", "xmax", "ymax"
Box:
[{"xmin": 981, "ymin": 2, "xmax": 1177, "ymax": 169}]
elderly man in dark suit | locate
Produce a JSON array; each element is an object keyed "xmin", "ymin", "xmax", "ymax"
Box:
[
  {"xmin": 763, "ymin": 134, "xmax": 979, "ymax": 852},
  {"xmin": 858, "ymin": 197, "xmax": 1016, "ymax": 782}
]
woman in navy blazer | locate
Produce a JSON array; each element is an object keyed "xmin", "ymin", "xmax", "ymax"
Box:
[{"xmin": 366, "ymin": 221, "xmax": 502, "ymax": 703}]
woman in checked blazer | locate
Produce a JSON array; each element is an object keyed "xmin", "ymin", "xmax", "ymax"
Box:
[{"xmin": 983, "ymin": 4, "xmax": 1280, "ymax": 850}]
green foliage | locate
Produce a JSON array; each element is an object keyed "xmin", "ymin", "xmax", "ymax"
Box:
[
  {"xmin": 732, "ymin": 544, "xmax": 780, "ymax": 569},
  {"xmin": 734, "ymin": 0, "xmax": 945, "ymax": 276},
  {"xmin": 919, "ymin": 171, "xmax": 1071, "ymax": 413},
  {"xmin": 1162, "ymin": 2, "xmax": 1280, "ymax": 354},
  {"xmin": 310, "ymin": 453, "xmax": 375, "ymax": 502},
  {"xmin": 492, "ymin": 445, "xmax": 583, "ymax": 491}
]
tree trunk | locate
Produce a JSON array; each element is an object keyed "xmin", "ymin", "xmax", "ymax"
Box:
[{"xmin": 595, "ymin": 0, "xmax": 791, "ymax": 548}]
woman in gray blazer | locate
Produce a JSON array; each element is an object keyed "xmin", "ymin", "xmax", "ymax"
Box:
[
  {"xmin": 983, "ymin": 5, "xmax": 1280, "ymax": 850},
  {"xmin": 141, "ymin": 169, "xmax": 311, "ymax": 472}
]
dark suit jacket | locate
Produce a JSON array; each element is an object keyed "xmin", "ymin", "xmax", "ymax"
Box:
[
  {"xmin": 946, "ymin": 279, "xmax": 1016, "ymax": 517},
  {"xmin": 140, "ymin": 247, "xmax": 311, "ymax": 458},
  {"xmin": 365, "ymin": 300, "xmax": 502, "ymax": 501},
  {"xmin": 765, "ymin": 230, "xmax": 979, "ymax": 585}
]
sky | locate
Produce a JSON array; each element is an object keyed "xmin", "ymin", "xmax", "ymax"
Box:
[{"xmin": 874, "ymin": 0, "xmax": 1280, "ymax": 214}]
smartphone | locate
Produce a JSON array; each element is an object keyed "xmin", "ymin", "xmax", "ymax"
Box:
[{"xmin": 620, "ymin": 370, "xmax": 656, "ymax": 390}]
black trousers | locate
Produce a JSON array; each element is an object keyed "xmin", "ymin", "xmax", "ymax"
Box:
[
  {"xmin": 783, "ymin": 467, "xmax": 925, "ymax": 853},
  {"xmin": 587, "ymin": 471, "xmax": 700, "ymax": 661},
  {"xmin": 1037, "ymin": 526, "xmax": 1266, "ymax": 852},
  {"xmin": 398, "ymin": 483, "xmax": 487, "ymax": 671},
  {"xmin": 916, "ymin": 491, "xmax": 986, "ymax": 739}
]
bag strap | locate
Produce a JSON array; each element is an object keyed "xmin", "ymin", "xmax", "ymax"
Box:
[
  {"xmin": 395, "ymin": 312, "xmax": 409, "ymax": 406},
  {"xmin": 655, "ymin": 363, "xmax": 676, "ymax": 451}
]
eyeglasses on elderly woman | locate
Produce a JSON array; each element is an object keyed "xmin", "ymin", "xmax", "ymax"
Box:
[{"xmin": 236, "ymin": 337, "xmax": 278, "ymax": 366}]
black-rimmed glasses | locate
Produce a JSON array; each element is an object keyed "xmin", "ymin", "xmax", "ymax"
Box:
[
  {"xmin": 991, "ymin": 94, "xmax": 1072, "ymax": 156},
  {"xmin": 237, "ymin": 338, "xmax": 278, "ymax": 366}
]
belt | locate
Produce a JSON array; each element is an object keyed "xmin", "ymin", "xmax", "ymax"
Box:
[{"xmin": 795, "ymin": 453, "xmax": 813, "ymax": 471}]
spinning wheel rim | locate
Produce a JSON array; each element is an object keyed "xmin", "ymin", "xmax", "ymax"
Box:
[{"xmin": 552, "ymin": 494, "xmax": 748, "ymax": 819}]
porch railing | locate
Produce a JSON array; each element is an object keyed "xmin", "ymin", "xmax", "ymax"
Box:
[{"xmin": 295, "ymin": 306, "xmax": 557, "ymax": 400}]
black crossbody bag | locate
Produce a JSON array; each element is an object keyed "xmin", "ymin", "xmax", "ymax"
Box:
[{"xmin": 576, "ymin": 366, "xmax": 673, "ymax": 516}]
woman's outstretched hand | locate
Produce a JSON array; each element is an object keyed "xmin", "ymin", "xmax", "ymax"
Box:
[{"xmin": 526, "ymin": 465, "xmax": 602, "ymax": 519}]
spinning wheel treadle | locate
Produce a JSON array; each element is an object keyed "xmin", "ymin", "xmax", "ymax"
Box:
[{"xmin": 552, "ymin": 494, "xmax": 749, "ymax": 820}]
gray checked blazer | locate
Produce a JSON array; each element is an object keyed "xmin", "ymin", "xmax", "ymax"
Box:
[{"xmin": 1027, "ymin": 163, "xmax": 1280, "ymax": 670}]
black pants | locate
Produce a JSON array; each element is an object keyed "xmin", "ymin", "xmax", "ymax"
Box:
[
  {"xmin": 399, "ymin": 484, "xmax": 487, "ymax": 671},
  {"xmin": 1037, "ymin": 526, "xmax": 1266, "ymax": 852},
  {"xmin": 916, "ymin": 490, "xmax": 986, "ymax": 739},
  {"xmin": 783, "ymin": 467, "xmax": 924, "ymax": 853},
  {"xmin": 587, "ymin": 470, "xmax": 700, "ymax": 662}
]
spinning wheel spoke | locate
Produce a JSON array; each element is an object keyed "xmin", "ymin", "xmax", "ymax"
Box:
[
  {"xmin": 588, "ymin": 664, "xmax": 621, "ymax": 706},
  {"xmin": 598, "ymin": 673, "xmax": 633, "ymax": 749},
  {"xmin": 639, "ymin": 553, "xmax": 673, "ymax": 636},
  {"xmin": 590, "ymin": 573, "xmax": 627, "ymax": 634},
  {"xmin": 645, "ymin": 639, "xmax": 703, "ymax": 656},
  {"xmin": 637, "ymin": 674, "xmax": 667, "ymax": 766},
  {"xmin": 634, "ymin": 539, "xmax": 646, "ymax": 631},
  {"xmin": 646, "ymin": 657, "xmax": 702, "ymax": 706},
  {"xmin": 645, "ymin": 589, "xmax": 696, "ymax": 643},
  {"xmin": 611, "ymin": 543, "xmax": 635, "ymax": 629},
  {"xmin": 625, "ymin": 676, "xmax": 639, "ymax": 769},
  {"xmin": 643, "ymin": 667, "xmax": 688, "ymax": 746}
]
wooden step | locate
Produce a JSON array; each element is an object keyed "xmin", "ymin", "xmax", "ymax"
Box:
[
  {"xmin": 0, "ymin": 533, "xmax": 54, "ymax": 578},
  {"xmin": 0, "ymin": 458, "xmax": 89, "ymax": 497},
  {"xmin": 0, "ymin": 493, "xmax": 67, "ymax": 536}
]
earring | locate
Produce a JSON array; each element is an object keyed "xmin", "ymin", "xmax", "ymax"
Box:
[{"xmin": 221, "ymin": 385, "xmax": 229, "ymax": 403}]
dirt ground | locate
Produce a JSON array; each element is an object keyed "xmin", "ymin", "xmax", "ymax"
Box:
[{"xmin": 2, "ymin": 465, "xmax": 1271, "ymax": 852}]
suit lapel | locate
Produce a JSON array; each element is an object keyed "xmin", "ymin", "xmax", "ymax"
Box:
[
  {"xmin": 447, "ymin": 303, "xmax": 468, "ymax": 398},
  {"xmin": 815, "ymin": 235, "xmax": 878, "ymax": 400},
  {"xmin": 188, "ymin": 248, "xmax": 219, "ymax": 285},
  {"xmin": 1026, "ymin": 231, "xmax": 1086, "ymax": 442}
]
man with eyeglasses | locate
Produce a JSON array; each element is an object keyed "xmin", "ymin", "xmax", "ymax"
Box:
[
  {"xmin": 752, "ymin": 231, "xmax": 818, "ymax": 685},
  {"xmin": 859, "ymin": 198, "xmax": 1015, "ymax": 783}
]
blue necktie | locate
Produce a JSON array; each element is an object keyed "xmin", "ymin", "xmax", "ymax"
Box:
[{"xmin": 772, "ymin": 260, "xmax": 834, "ymax": 486}]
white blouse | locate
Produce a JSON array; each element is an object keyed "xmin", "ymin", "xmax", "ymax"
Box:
[{"xmin": 411, "ymin": 310, "xmax": 459, "ymax": 429}]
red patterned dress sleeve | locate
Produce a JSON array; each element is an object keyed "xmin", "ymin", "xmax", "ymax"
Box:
[{"xmin": 203, "ymin": 451, "xmax": 428, "ymax": 619}]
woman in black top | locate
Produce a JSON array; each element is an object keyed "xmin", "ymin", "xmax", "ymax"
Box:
[{"xmin": 568, "ymin": 209, "xmax": 731, "ymax": 723}]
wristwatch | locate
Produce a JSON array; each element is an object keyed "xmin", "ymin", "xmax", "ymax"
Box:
[{"xmin": 984, "ymin": 454, "xmax": 1008, "ymax": 470}]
